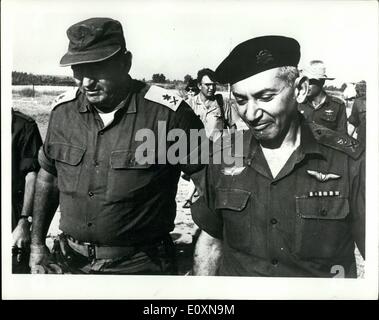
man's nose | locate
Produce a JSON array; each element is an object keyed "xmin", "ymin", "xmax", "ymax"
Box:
[
  {"xmin": 82, "ymin": 76, "xmax": 96, "ymax": 89},
  {"xmin": 245, "ymin": 100, "xmax": 262, "ymax": 121}
]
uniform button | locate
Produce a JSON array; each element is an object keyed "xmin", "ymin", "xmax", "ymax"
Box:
[
  {"xmin": 320, "ymin": 208, "xmax": 327, "ymax": 216},
  {"xmin": 88, "ymin": 191, "xmax": 94, "ymax": 197},
  {"xmin": 272, "ymin": 181, "xmax": 278, "ymax": 186},
  {"xmin": 93, "ymin": 160, "xmax": 99, "ymax": 167},
  {"xmin": 246, "ymin": 159, "xmax": 252, "ymax": 166},
  {"xmin": 271, "ymin": 259, "xmax": 279, "ymax": 266},
  {"xmin": 87, "ymin": 222, "xmax": 93, "ymax": 227},
  {"xmin": 99, "ymin": 131, "xmax": 104, "ymax": 135},
  {"xmin": 270, "ymin": 218, "xmax": 278, "ymax": 225}
]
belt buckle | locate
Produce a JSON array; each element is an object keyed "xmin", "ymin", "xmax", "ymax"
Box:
[{"xmin": 86, "ymin": 243, "xmax": 96, "ymax": 261}]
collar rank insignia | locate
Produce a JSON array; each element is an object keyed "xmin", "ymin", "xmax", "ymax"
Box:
[
  {"xmin": 222, "ymin": 166, "xmax": 246, "ymax": 176},
  {"xmin": 144, "ymin": 85, "xmax": 182, "ymax": 111},
  {"xmin": 307, "ymin": 170, "xmax": 341, "ymax": 182}
]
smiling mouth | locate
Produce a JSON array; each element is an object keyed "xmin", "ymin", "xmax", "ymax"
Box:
[
  {"xmin": 253, "ymin": 122, "xmax": 271, "ymax": 131},
  {"xmin": 85, "ymin": 90, "xmax": 100, "ymax": 96}
]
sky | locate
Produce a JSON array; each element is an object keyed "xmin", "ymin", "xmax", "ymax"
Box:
[{"xmin": 3, "ymin": 0, "xmax": 378, "ymax": 86}]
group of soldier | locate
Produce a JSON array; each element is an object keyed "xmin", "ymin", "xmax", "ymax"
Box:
[{"xmin": 12, "ymin": 17, "xmax": 365, "ymax": 278}]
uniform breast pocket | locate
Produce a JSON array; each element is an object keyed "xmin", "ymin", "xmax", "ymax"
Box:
[
  {"xmin": 47, "ymin": 143, "xmax": 85, "ymax": 194},
  {"xmin": 294, "ymin": 196, "xmax": 350, "ymax": 259},
  {"xmin": 215, "ymin": 188, "xmax": 251, "ymax": 253},
  {"xmin": 107, "ymin": 149, "xmax": 154, "ymax": 203}
]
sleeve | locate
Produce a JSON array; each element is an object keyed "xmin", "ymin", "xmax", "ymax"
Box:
[
  {"xmin": 348, "ymin": 100, "xmax": 360, "ymax": 127},
  {"xmin": 337, "ymin": 102, "xmax": 348, "ymax": 134},
  {"xmin": 190, "ymin": 166, "xmax": 224, "ymax": 239},
  {"xmin": 19, "ymin": 121, "xmax": 43, "ymax": 174},
  {"xmin": 349, "ymin": 152, "xmax": 365, "ymax": 258},
  {"xmin": 173, "ymin": 100, "xmax": 206, "ymax": 175},
  {"xmin": 38, "ymin": 112, "xmax": 57, "ymax": 176}
]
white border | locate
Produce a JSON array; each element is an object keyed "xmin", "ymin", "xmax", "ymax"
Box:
[{"xmin": 2, "ymin": 0, "xmax": 378, "ymax": 300}]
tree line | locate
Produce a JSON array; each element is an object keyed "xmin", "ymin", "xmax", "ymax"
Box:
[{"xmin": 12, "ymin": 71, "xmax": 76, "ymax": 86}]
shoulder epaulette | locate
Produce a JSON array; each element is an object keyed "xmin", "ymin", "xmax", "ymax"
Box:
[
  {"xmin": 329, "ymin": 95, "xmax": 345, "ymax": 105},
  {"xmin": 13, "ymin": 110, "xmax": 35, "ymax": 123},
  {"xmin": 144, "ymin": 85, "xmax": 183, "ymax": 111},
  {"xmin": 309, "ymin": 122, "xmax": 364, "ymax": 159},
  {"xmin": 52, "ymin": 87, "xmax": 79, "ymax": 109}
]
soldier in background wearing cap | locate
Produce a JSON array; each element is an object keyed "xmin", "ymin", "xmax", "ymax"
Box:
[
  {"xmin": 29, "ymin": 18, "xmax": 204, "ymax": 274},
  {"xmin": 191, "ymin": 36, "xmax": 365, "ymax": 277},
  {"xmin": 298, "ymin": 60, "xmax": 348, "ymax": 134}
]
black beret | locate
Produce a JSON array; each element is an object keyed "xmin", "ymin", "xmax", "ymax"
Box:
[
  {"xmin": 215, "ymin": 35, "xmax": 300, "ymax": 84},
  {"xmin": 60, "ymin": 18, "xmax": 126, "ymax": 67}
]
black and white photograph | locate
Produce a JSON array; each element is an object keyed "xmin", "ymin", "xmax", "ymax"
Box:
[{"xmin": 1, "ymin": 0, "xmax": 378, "ymax": 300}]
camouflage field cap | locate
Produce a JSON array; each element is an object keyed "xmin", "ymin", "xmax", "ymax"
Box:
[
  {"xmin": 60, "ymin": 17, "xmax": 126, "ymax": 67},
  {"xmin": 215, "ymin": 35, "xmax": 301, "ymax": 84}
]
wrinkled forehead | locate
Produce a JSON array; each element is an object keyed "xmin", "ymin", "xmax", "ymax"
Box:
[{"xmin": 231, "ymin": 67, "xmax": 284, "ymax": 96}]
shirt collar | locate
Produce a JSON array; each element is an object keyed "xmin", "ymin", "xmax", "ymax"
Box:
[{"xmin": 242, "ymin": 115, "xmax": 324, "ymax": 159}]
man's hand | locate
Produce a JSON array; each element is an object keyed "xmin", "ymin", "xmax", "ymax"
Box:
[
  {"xmin": 12, "ymin": 219, "xmax": 31, "ymax": 248},
  {"xmin": 29, "ymin": 244, "xmax": 51, "ymax": 274}
]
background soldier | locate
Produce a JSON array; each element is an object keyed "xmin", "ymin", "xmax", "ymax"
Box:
[
  {"xmin": 191, "ymin": 36, "xmax": 365, "ymax": 277},
  {"xmin": 12, "ymin": 108, "xmax": 43, "ymax": 273},
  {"xmin": 298, "ymin": 60, "xmax": 348, "ymax": 133},
  {"xmin": 348, "ymin": 80, "xmax": 366, "ymax": 145},
  {"xmin": 29, "ymin": 17, "xmax": 204, "ymax": 275},
  {"xmin": 186, "ymin": 68, "xmax": 237, "ymax": 140},
  {"xmin": 184, "ymin": 78, "xmax": 200, "ymax": 98}
]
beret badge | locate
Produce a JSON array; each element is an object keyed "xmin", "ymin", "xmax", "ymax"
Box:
[{"xmin": 256, "ymin": 49, "xmax": 275, "ymax": 66}]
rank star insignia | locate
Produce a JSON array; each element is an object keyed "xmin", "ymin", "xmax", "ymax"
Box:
[
  {"xmin": 162, "ymin": 94, "xmax": 171, "ymax": 101},
  {"xmin": 306, "ymin": 170, "xmax": 341, "ymax": 182},
  {"xmin": 336, "ymin": 137, "xmax": 348, "ymax": 145},
  {"xmin": 170, "ymin": 96, "xmax": 178, "ymax": 105}
]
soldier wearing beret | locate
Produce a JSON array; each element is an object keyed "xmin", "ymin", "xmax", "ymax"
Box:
[
  {"xmin": 298, "ymin": 60, "xmax": 348, "ymax": 134},
  {"xmin": 191, "ymin": 36, "xmax": 365, "ymax": 277},
  {"xmin": 29, "ymin": 18, "xmax": 204, "ymax": 274},
  {"xmin": 12, "ymin": 109, "xmax": 43, "ymax": 273}
]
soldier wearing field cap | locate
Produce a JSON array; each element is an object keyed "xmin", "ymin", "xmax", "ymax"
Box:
[
  {"xmin": 29, "ymin": 17, "xmax": 204, "ymax": 274},
  {"xmin": 191, "ymin": 35, "xmax": 365, "ymax": 277},
  {"xmin": 298, "ymin": 60, "xmax": 348, "ymax": 133}
]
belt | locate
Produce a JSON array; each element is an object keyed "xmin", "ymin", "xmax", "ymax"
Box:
[{"xmin": 67, "ymin": 237, "xmax": 137, "ymax": 260}]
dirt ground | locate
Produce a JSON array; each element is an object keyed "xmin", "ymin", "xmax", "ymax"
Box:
[{"xmin": 12, "ymin": 86, "xmax": 364, "ymax": 277}]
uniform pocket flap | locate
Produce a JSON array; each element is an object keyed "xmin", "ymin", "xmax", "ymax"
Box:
[
  {"xmin": 296, "ymin": 196, "xmax": 349, "ymax": 220},
  {"xmin": 215, "ymin": 188, "xmax": 251, "ymax": 211},
  {"xmin": 47, "ymin": 143, "xmax": 85, "ymax": 166},
  {"xmin": 110, "ymin": 150, "xmax": 153, "ymax": 169}
]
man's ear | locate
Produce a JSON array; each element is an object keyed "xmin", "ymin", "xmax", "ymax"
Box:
[
  {"xmin": 122, "ymin": 51, "xmax": 132, "ymax": 73},
  {"xmin": 294, "ymin": 76, "xmax": 309, "ymax": 104}
]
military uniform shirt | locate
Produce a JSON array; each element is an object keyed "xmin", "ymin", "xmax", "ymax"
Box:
[
  {"xmin": 12, "ymin": 109, "xmax": 43, "ymax": 229},
  {"xmin": 298, "ymin": 93, "xmax": 348, "ymax": 133},
  {"xmin": 191, "ymin": 118, "xmax": 365, "ymax": 277},
  {"xmin": 348, "ymin": 96, "xmax": 366, "ymax": 145},
  {"xmin": 186, "ymin": 94, "xmax": 237, "ymax": 138},
  {"xmin": 39, "ymin": 79, "xmax": 204, "ymax": 246}
]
